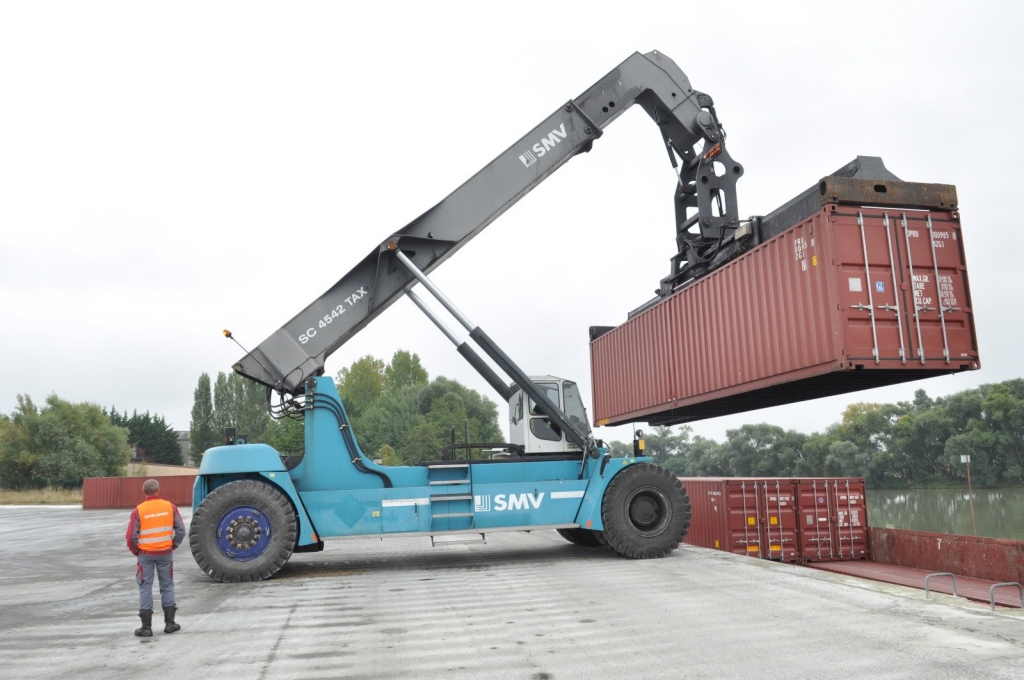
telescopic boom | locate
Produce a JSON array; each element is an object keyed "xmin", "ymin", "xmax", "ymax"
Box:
[{"xmin": 234, "ymin": 50, "xmax": 743, "ymax": 395}]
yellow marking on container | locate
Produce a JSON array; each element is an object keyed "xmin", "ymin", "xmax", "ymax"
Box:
[
  {"xmin": 372, "ymin": 510, "xmax": 381, "ymax": 518},
  {"xmin": 748, "ymin": 517, "xmax": 756, "ymax": 526},
  {"xmin": 714, "ymin": 539, "xmax": 720, "ymax": 548},
  {"xmin": 770, "ymin": 516, "xmax": 778, "ymax": 525},
  {"xmin": 811, "ymin": 255, "xmax": 818, "ymax": 266},
  {"xmin": 269, "ymin": 473, "xmax": 275, "ymax": 478},
  {"xmin": 747, "ymin": 545, "xmax": 759, "ymax": 552},
  {"xmin": 770, "ymin": 544, "xmax": 781, "ymax": 551},
  {"xmin": 597, "ymin": 418, "xmax": 610, "ymax": 426}
]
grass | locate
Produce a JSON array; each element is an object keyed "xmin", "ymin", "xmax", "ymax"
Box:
[{"xmin": 0, "ymin": 487, "xmax": 83, "ymax": 505}]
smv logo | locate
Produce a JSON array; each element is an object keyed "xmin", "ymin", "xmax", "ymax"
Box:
[
  {"xmin": 518, "ymin": 124, "xmax": 568, "ymax": 167},
  {"xmin": 474, "ymin": 493, "xmax": 544, "ymax": 512}
]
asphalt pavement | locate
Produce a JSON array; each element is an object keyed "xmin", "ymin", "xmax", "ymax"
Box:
[{"xmin": 1, "ymin": 506, "xmax": 1023, "ymax": 679}]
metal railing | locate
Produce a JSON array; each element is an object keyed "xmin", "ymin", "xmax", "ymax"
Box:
[
  {"xmin": 924, "ymin": 572, "xmax": 958, "ymax": 599},
  {"xmin": 989, "ymin": 582, "xmax": 1024, "ymax": 612}
]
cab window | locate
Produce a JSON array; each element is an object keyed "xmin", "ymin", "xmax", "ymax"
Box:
[
  {"xmin": 530, "ymin": 418, "xmax": 562, "ymax": 441},
  {"xmin": 562, "ymin": 381, "xmax": 591, "ymax": 433},
  {"xmin": 529, "ymin": 382, "xmax": 560, "ymax": 416}
]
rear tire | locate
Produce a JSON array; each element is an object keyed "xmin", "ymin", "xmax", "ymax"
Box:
[
  {"xmin": 600, "ymin": 463, "xmax": 690, "ymax": 559},
  {"xmin": 190, "ymin": 479, "xmax": 297, "ymax": 583},
  {"xmin": 556, "ymin": 528, "xmax": 605, "ymax": 548}
]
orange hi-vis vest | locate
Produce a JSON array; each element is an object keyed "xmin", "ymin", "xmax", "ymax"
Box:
[{"xmin": 137, "ymin": 498, "xmax": 175, "ymax": 552}]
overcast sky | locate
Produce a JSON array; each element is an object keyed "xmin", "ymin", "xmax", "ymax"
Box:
[{"xmin": 2, "ymin": 2, "xmax": 1022, "ymax": 447}]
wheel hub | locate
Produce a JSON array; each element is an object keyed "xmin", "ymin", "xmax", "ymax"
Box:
[
  {"xmin": 629, "ymin": 496, "xmax": 659, "ymax": 527},
  {"xmin": 226, "ymin": 516, "xmax": 262, "ymax": 550},
  {"xmin": 215, "ymin": 505, "xmax": 271, "ymax": 561},
  {"xmin": 624, "ymin": 487, "xmax": 670, "ymax": 537}
]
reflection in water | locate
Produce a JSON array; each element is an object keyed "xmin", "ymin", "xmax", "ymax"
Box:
[{"xmin": 868, "ymin": 488, "xmax": 1024, "ymax": 540}]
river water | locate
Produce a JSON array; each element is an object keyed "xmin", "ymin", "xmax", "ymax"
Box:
[{"xmin": 868, "ymin": 488, "xmax": 1024, "ymax": 540}]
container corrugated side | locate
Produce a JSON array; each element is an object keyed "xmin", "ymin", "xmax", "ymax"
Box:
[
  {"xmin": 81, "ymin": 475, "xmax": 196, "ymax": 509},
  {"xmin": 82, "ymin": 477, "xmax": 120, "ymax": 509},
  {"xmin": 591, "ymin": 206, "xmax": 979, "ymax": 426}
]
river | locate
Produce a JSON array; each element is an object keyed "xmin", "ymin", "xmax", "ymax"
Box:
[{"xmin": 868, "ymin": 488, "xmax": 1024, "ymax": 540}]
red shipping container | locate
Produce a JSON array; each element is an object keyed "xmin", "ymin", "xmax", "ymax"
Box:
[
  {"xmin": 590, "ymin": 205, "xmax": 979, "ymax": 426},
  {"xmin": 81, "ymin": 477, "xmax": 121, "ymax": 509},
  {"xmin": 678, "ymin": 478, "xmax": 800, "ymax": 562},
  {"xmin": 795, "ymin": 478, "xmax": 869, "ymax": 561},
  {"xmin": 82, "ymin": 475, "xmax": 196, "ymax": 510}
]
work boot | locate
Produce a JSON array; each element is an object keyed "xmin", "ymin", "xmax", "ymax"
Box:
[
  {"xmin": 163, "ymin": 606, "xmax": 180, "ymax": 634},
  {"xmin": 134, "ymin": 610, "xmax": 153, "ymax": 637}
]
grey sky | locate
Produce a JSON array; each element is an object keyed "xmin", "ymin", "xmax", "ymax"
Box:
[{"xmin": 2, "ymin": 2, "xmax": 1021, "ymax": 446}]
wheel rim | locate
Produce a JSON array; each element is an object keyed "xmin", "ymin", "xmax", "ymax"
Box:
[
  {"xmin": 624, "ymin": 486, "xmax": 671, "ymax": 537},
  {"xmin": 215, "ymin": 505, "xmax": 272, "ymax": 561}
]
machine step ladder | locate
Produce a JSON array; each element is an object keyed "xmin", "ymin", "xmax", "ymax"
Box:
[{"xmin": 425, "ymin": 462, "xmax": 480, "ymax": 543}]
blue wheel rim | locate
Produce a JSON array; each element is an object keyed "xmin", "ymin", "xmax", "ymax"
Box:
[{"xmin": 215, "ymin": 505, "xmax": 272, "ymax": 561}]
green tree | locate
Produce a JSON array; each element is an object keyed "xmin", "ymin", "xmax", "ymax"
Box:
[
  {"xmin": 683, "ymin": 436, "xmax": 729, "ymax": 476},
  {"xmin": 384, "ymin": 350, "xmax": 428, "ymax": 392},
  {"xmin": 262, "ymin": 417, "xmax": 305, "ymax": 457},
  {"xmin": 107, "ymin": 408, "xmax": 182, "ymax": 465},
  {"xmin": 189, "ymin": 372, "xmax": 216, "ymax": 463},
  {"xmin": 720, "ymin": 424, "xmax": 808, "ymax": 477},
  {"xmin": 213, "ymin": 371, "xmax": 271, "ymax": 442},
  {"xmin": 331, "ymin": 351, "xmax": 501, "ymax": 465},
  {"xmin": 0, "ymin": 395, "xmax": 132, "ymax": 488},
  {"xmin": 643, "ymin": 426, "xmax": 690, "ymax": 467},
  {"xmin": 607, "ymin": 440, "xmax": 632, "ymax": 458},
  {"xmin": 336, "ymin": 356, "xmax": 386, "ymax": 419}
]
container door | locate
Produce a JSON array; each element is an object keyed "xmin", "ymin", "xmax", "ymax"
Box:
[
  {"xmin": 830, "ymin": 209, "xmax": 911, "ymax": 365},
  {"xmin": 893, "ymin": 210, "xmax": 978, "ymax": 367},
  {"xmin": 726, "ymin": 480, "xmax": 765, "ymax": 558},
  {"xmin": 834, "ymin": 479, "xmax": 869, "ymax": 560},
  {"xmin": 797, "ymin": 479, "xmax": 836, "ymax": 560},
  {"xmin": 759, "ymin": 480, "xmax": 799, "ymax": 562}
]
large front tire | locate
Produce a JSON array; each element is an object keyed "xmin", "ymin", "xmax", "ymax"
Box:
[
  {"xmin": 190, "ymin": 479, "xmax": 298, "ymax": 583},
  {"xmin": 601, "ymin": 464, "xmax": 690, "ymax": 559}
]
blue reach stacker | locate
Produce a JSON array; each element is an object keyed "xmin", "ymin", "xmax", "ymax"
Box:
[{"xmin": 189, "ymin": 50, "xmax": 748, "ymax": 581}]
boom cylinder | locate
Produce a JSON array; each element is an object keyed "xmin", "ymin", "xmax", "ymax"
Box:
[
  {"xmin": 406, "ymin": 289, "xmax": 513, "ymax": 402},
  {"xmin": 393, "ymin": 248, "xmax": 589, "ymax": 452}
]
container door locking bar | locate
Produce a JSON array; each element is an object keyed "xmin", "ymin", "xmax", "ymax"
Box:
[{"xmin": 901, "ymin": 213, "xmax": 928, "ymax": 365}]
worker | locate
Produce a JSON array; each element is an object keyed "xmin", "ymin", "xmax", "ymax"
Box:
[{"xmin": 125, "ymin": 478, "xmax": 186, "ymax": 636}]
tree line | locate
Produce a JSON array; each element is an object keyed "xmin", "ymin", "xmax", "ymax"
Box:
[
  {"xmin": 0, "ymin": 395, "xmax": 188, "ymax": 488},
  {"xmin": 615, "ymin": 380, "xmax": 1024, "ymax": 488},
  {"xmin": 7, "ymin": 356, "xmax": 1013, "ymax": 489},
  {"xmin": 106, "ymin": 408, "xmax": 182, "ymax": 465},
  {"xmin": 186, "ymin": 350, "xmax": 501, "ymax": 465}
]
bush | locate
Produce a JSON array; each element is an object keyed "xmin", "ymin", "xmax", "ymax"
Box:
[{"xmin": 0, "ymin": 395, "xmax": 132, "ymax": 489}]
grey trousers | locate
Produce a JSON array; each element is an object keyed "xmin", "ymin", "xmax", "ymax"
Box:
[{"xmin": 136, "ymin": 552, "xmax": 175, "ymax": 612}]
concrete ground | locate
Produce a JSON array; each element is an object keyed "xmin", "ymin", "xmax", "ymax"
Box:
[{"xmin": 1, "ymin": 507, "xmax": 1023, "ymax": 679}]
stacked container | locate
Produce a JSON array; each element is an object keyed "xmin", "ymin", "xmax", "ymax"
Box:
[{"xmin": 678, "ymin": 477, "xmax": 868, "ymax": 563}]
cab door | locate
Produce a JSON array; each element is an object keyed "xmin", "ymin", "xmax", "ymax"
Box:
[{"xmin": 525, "ymin": 382, "xmax": 566, "ymax": 454}]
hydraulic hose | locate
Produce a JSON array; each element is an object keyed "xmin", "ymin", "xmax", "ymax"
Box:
[{"xmin": 310, "ymin": 394, "xmax": 393, "ymax": 488}]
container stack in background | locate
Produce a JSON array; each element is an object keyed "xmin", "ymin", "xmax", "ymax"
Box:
[{"xmin": 679, "ymin": 477, "xmax": 868, "ymax": 563}]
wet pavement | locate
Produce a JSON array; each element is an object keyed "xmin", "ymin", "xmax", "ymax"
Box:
[{"xmin": 1, "ymin": 506, "xmax": 1023, "ymax": 679}]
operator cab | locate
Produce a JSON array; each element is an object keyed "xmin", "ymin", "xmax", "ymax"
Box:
[{"xmin": 508, "ymin": 376, "xmax": 592, "ymax": 454}]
